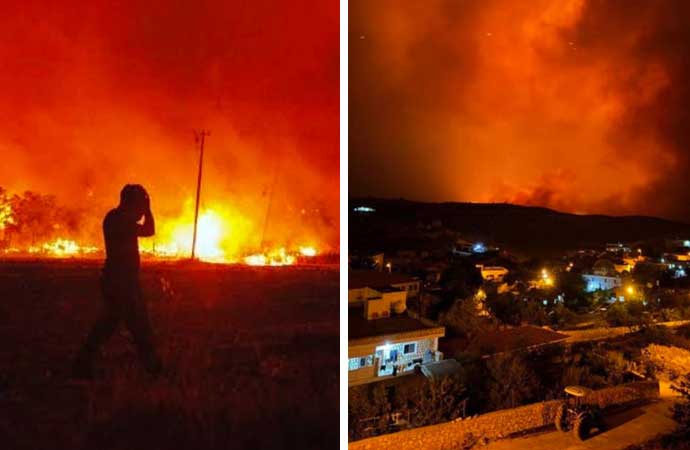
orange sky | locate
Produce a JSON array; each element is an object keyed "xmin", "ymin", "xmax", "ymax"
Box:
[
  {"xmin": 0, "ymin": 0, "xmax": 339, "ymax": 249},
  {"xmin": 350, "ymin": 0, "xmax": 690, "ymax": 222}
]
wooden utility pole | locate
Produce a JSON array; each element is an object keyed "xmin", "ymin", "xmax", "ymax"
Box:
[
  {"xmin": 260, "ymin": 159, "xmax": 280, "ymax": 251},
  {"xmin": 191, "ymin": 130, "xmax": 210, "ymax": 259}
]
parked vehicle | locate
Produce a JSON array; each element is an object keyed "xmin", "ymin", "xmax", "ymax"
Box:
[{"xmin": 554, "ymin": 386, "xmax": 605, "ymax": 440}]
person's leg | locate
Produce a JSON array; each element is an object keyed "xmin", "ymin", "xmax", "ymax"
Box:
[
  {"xmin": 73, "ymin": 285, "xmax": 121, "ymax": 378},
  {"xmin": 123, "ymin": 284, "xmax": 161, "ymax": 375}
]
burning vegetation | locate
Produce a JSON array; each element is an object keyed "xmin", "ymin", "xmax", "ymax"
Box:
[
  {"xmin": 0, "ymin": 187, "xmax": 329, "ymax": 265},
  {"xmin": 0, "ymin": 0, "xmax": 339, "ymax": 266}
]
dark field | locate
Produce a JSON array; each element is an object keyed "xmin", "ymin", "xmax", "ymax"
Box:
[{"xmin": 0, "ymin": 259, "xmax": 339, "ymax": 450}]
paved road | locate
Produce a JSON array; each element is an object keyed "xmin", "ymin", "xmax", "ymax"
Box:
[{"xmin": 482, "ymin": 399, "xmax": 677, "ymax": 450}]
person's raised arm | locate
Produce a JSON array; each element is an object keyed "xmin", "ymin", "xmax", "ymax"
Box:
[{"xmin": 137, "ymin": 196, "xmax": 155, "ymax": 237}]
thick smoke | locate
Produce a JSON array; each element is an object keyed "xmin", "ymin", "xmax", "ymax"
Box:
[
  {"xmin": 350, "ymin": 0, "xmax": 690, "ymax": 222},
  {"xmin": 0, "ymin": 0, "xmax": 339, "ymax": 249}
]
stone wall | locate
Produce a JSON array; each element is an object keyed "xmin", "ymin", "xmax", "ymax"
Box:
[
  {"xmin": 349, "ymin": 382, "xmax": 659, "ymax": 450},
  {"xmin": 564, "ymin": 320, "xmax": 690, "ymax": 343},
  {"xmin": 586, "ymin": 382, "xmax": 659, "ymax": 409}
]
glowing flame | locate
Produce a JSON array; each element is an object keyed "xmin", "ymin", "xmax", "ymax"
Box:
[
  {"xmin": 1, "ymin": 192, "xmax": 325, "ymax": 265},
  {"xmin": 28, "ymin": 238, "xmax": 98, "ymax": 257},
  {"xmin": 299, "ymin": 246, "xmax": 317, "ymax": 257},
  {"xmin": 244, "ymin": 248, "xmax": 296, "ymax": 266},
  {"xmin": 244, "ymin": 254, "xmax": 268, "ymax": 266},
  {"xmin": 0, "ymin": 202, "xmax": 12, "ymax": 230},
  {"xmin": 152, "ymin": 210, "xmax": 226, "ymax": 262},
  {"xmin": 146, "ymin": 204, "xmax": 320, "ymax": 265}
]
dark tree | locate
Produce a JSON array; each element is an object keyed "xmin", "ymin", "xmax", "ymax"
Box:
[
  {"xmin": 484, "ymin": 352, "xmax": 539, "ymax": 410},
  {"xmin": 485, "ymin": 291, "xmax": 522, "ymax": 326},
  {"xmin": 409, "ymin": 375, "xmax": 467, "ymax": 427},
  {"xmin": 559, "ymin": 271, "xmax": 591, "ymax": 310},
  {"xmin": 439, "ymin": 295, "xmax": 484, "ymax": 339},
  {"xmin": 438, "ymin": 260, "xmax": 483, "ymax": 308}
]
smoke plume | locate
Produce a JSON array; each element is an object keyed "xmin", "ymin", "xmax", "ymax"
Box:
[
  {"xmin": 350, "ymin": 0, "xmax": 690, "ymax": 222},
  {"xmin": 0, "ymin": 0, "xmax": 339, "ymax": 251}
]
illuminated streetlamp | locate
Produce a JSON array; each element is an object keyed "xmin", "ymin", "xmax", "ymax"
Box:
[{"xmin": 539, "ymin": 268, "xmax": 554, "ymax": 287}]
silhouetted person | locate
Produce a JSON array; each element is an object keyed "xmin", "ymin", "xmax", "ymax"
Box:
[{"xmin": 73, "ymin": 184, "xmax": 161, "ymax": 379}]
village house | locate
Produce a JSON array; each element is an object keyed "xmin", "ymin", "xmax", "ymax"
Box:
[
  {"xmin": 348, "ymin": 271, "xmax": 444, "ymax": 385},
  {"xmin": 348, "ymin": 270, "xmax": 421, "ymax": 301},
  {"xmin": 583, "ymin": 273, "xmax": 622, "ymax": 292},
  {"xmin": 606, "ymin": 242, "xmax": 632, "ymax": 254},
  {"xmin": 348, "ymin": 251, "xmax": 385, "ymax": 271},
  {"xmin": 664, "ymin": 251, "xmax": 690, "ymax": 263},
  {"xmin": 476, "ymin": 264, "xmax": 509, "ymax": 282}
]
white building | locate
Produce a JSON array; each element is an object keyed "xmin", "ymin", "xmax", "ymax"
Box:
[
  {"xmin": 477, "ymin": 265, "xmax": 509, "ymax": 282},
  {"xmin": 606, "ymin": 243, "xmax": 632, "ymax": 254},
  {"xmin": 349, "ymin": 270, "xmax": 421, "ymax": 302},
  {"xmin": 583, "ymin": 273, "xmax": 622, "ymax": 292},
  {"xmin": 348, "ymin": 271, "xmax": 444, "ymax": 385}
]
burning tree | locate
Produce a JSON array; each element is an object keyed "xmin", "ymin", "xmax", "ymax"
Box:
[
  {"xmin": 0, "ymin": 187, "xmax": 14, "ymax": 248},
  {"xmin": 0, "ymin": 187, "xmax": 88, "ymax": 253}
]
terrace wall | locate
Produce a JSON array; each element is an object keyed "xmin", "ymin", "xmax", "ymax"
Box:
[
  {"xmin": 349, "ymin": 365, "xmax": 377, "ymax": 384},
  {"xmin": 349, "ymin": 381, "xmax": 659, "ymax": 450},
  {"xmin": 563, "ymin": 320, "xmax": 690, "ymax": 343}
]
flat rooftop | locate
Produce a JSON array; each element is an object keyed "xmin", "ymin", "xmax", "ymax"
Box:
[
  {"xmin": 349, "ymin": 270, "xmax": 418, "ymax": 290},
  {"xmin": 349, "ymin": 306, "xmax": 441, "ymax": 341}
]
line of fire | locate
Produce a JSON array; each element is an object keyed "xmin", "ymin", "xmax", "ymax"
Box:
[
  {"xmin": 0, "ymin": 1, "xmax": 339, "ymax": 449},
  {"xmin": 0, "ymin": 133, "xmax": 333, "ymax": 266}
]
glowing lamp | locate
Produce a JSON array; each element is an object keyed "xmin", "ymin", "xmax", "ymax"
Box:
[{"xmin": 472, "ymin": 242, "xmax": 486, "ymax": 253}]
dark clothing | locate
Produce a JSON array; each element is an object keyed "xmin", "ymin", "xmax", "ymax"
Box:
[
  {"xmin": 75, "ymin": 277, "xmax": 158, "ymax": 373},
  {"xmin": 102, "ymin": 207, "xmax": 152, "ymax": 278},
  {"xmin": 74, "ymin": 207, "xmax": 159, "ymax": 377}
]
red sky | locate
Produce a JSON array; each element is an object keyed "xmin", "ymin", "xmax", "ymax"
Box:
[
  {"xmin": 0, "ymin": 0, "xmax": 339, "ymax": 247},
  {"xmin": 350, "ymin": 0, "xmax": 690, "ymax": 222}
]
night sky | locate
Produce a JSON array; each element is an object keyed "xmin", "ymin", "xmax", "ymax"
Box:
[
  {"xmin": 0, "ymin": 0, "xmax": 339, "ymax": 244},
  {"xmin": 350, "ymin": 0, "xmax": 690, "ymax": 223}
]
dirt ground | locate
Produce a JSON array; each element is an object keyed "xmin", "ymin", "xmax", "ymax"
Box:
[{"xmin": 0, "ymin": 259, "xmax": 339, "ymax": 450}]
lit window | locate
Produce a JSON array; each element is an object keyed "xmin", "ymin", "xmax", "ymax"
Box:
[{"xmin": 348, "ymin": 355, "xmax": 374, "ymax": 371}]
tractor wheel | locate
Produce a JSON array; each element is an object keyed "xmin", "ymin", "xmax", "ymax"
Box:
[
  {"xmin": 597, "ymin": 418, "xmax": 606, "ymax": 433},
  {"xmin": 573, "ymin": 413, "xmax": 592, "ymax": 441},
  {"xmin": 554, "ymin": 404, "xmax": 567, "ymax": 432}
]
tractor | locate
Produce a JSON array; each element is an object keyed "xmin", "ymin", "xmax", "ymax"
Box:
[{"xmin": 554, "ymin": 386, "xmax": 605, "ymax": 441}]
